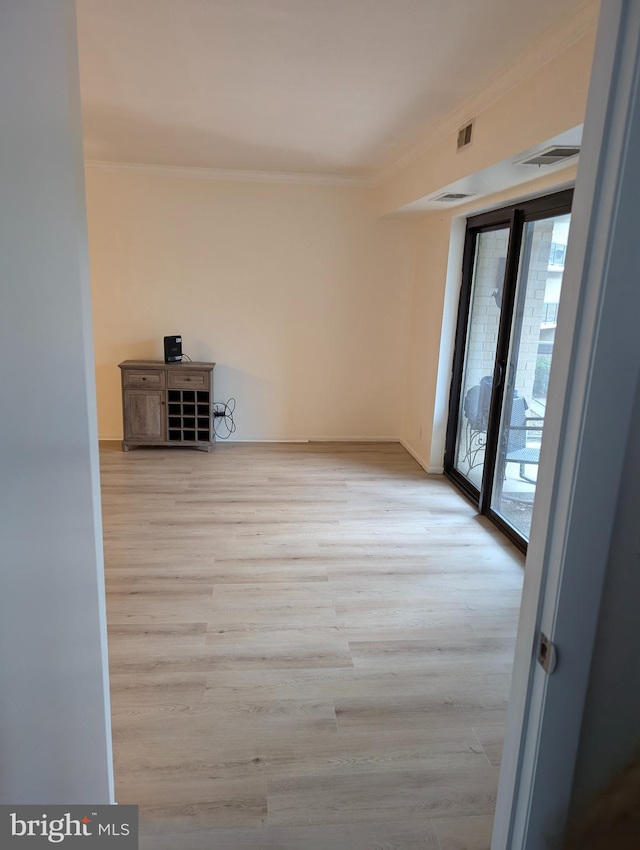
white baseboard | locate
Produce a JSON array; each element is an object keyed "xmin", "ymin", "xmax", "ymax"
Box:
[
  {"xmin": 225, "ymin": 438, "xmax": 310, "ymax": 443},
  {"xmin": 399, "ymin": 439, "xmax": 444, "ymax": 475},
  {"xmin": 228, "ymin": 437, "xmax": 400, "ymax": 444},
  {"xmin": 98, "ymin": 435, "xmax": 401, "ymax": 444},
  {"xmin": 307, "ymin": 436, "xmax": 399, "ymax": 443}
]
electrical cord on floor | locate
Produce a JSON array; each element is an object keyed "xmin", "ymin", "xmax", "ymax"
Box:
[{"xmin": 213, "ymin": 398, "xmax": 236, "ymax": 439}]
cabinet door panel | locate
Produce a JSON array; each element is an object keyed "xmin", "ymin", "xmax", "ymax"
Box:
[{"xmin": 124, "ymin": 390, "xmax": 165, "ymax": 441}]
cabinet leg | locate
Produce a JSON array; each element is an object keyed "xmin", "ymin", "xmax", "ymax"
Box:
[{"xmin": 121, "ymin": 442, "xmax": 130, "ymax": 452}]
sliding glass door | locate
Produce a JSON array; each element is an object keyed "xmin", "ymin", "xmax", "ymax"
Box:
[
  {"xmin": 445, "ymin": 191, "xmax": 572, "ymax": 550},
  {"xmin": 451, "ymin": 227, "xmax": 510, "ymax": 494}
]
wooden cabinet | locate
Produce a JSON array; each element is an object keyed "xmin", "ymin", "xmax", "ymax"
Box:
[{"xmin": 118, "ymin": 360, "xmax": 215, "ymax": 452}]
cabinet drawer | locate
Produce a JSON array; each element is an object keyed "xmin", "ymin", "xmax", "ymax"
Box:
[
  {"xmin": 122, "ymin": 369, "xmax": 165, "ymax": 388},
  {"xmin": 167, "ymin": 371, "xmax": 209, "ymax": 389}
]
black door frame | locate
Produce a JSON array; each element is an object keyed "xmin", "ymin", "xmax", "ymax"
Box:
[{"xmin": 444, "ymin": 188, "xmax": 574, "ymax": 552}]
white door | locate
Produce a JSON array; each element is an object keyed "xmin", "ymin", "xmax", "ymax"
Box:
[{"xmin": 493, "ymin": 2, "xmax": 640, "ymax": 847}]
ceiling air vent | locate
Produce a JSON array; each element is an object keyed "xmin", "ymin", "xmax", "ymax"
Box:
[
  {"xmin": 431, "ymin": 192, "xmax": 475, "ymax": 203},
  {"xmin": 457, "ymin": 121, "xmax": 474, "ymax": 150},
  {"xmin": 516, "ymin": 145, "xmax": 581, "ymax": 166}
]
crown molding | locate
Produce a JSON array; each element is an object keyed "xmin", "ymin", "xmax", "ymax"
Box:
[
  {"xmin": 84, "ymin": 159, "xmax": 375, "ymax": 188},
  {"xmin": 373, "ymin": 0, "xmax": 599, "ymax": 187}
]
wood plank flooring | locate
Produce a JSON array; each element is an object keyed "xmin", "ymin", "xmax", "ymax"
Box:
[{"xmin": 100, "ymin": 442, "xmax": 524, "ymax": 850}]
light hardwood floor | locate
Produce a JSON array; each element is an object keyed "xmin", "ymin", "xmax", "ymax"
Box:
[{"xmin": 100, "ymin": 442, "xmax": 524, "ymax": 850}]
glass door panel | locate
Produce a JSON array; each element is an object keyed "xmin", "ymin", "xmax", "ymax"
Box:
[
  {"xmin": 452, "ymin": 228, "xmax": 510, "ymax": 491},
  {"xmin": 490, "ymin": 213, "xmax": 571, "ymax": 539}
]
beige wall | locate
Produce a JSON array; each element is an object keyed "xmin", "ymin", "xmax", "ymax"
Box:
[
  {"xmin": 401, "ymin": 213, "xmax": 453, "ymax": 468},
  {"xmin": 86, "ymin": 167, "xmax": 413, "ymax": 440}
]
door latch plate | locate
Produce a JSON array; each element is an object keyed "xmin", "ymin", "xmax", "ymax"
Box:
[{"xmin": 537, "ymin": 632, "xmax": 558, "ymax": 674}]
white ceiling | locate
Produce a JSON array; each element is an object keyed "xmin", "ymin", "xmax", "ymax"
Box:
[{"xmin": 76, "ymin": 0, "xmax": 589, "ymax": 177}]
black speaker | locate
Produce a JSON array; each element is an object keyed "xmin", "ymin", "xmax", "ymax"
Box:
[{"xmin": 164, "ymin": 335, "xmax": 182, "ymax": 363}]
